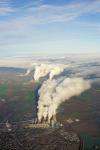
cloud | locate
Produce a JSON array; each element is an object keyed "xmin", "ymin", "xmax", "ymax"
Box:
[
  {"xmin": 0, "ymin": 0, "xmax": 100, "ymax": 50},
  {"xmin": 0, "ymin": 1, "xmax": 99, "ymax": 33},
  {"xmin": 19, "ymin": 1, "xmax": 100, "ymax": 24},
  {"xmin": 32, "ymin": 53, "xmax": 100, "ymax": 81},
  {"xmin": 0, "ymin": 53, "xmax": 100, "ymax": 82},
  {"xmin": 1, "ymin": 1, "xmax": 100, "ymax": 24},
  {"xmin": 0, "ymin": 7, "xmax": 15, "ymax": 14},
  {"xmin": 0, "ymin": 0, "xmax": 15, "ymax": 15}
]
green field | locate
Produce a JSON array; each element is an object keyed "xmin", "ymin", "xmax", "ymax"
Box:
[
  {"xmin": 0, "ymin": 81, "xmax": 41, "ymax": 122},
  {"xmin": 80, "ymin": 133, "xmax": 100, "ymax": 150},
  {"xmin": 0, "ymin": 82, "xmax": 9, "ymax": 97}
]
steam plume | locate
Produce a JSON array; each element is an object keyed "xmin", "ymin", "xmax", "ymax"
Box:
[
  {"xmin": 19, "ymin": 68, "xmax": 32, "ymax": 76},
  {"xmin": 37, "ymin": 78, "xmax": 91, "ymax": 122},
  {"xmin": 24, "ymin": 69, "xmax": 31, "ymax": 76},
  {"xmin": 34, "ymin": 64, "xmax": 68, "ymax": 81}
]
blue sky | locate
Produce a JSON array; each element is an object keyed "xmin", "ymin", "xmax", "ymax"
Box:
[{"xmin": 0, "ymin": 0, "xmax": 100, "ymax": 57}]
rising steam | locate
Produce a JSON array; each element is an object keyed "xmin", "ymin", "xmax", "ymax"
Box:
[
  {"xmin": 34, "ymin": 64, "xmax": 70, "ymax": 81},
  {"xmin": 37, "ymin": 78, "xmax": 91, "ymax": 122},
  {"xmin": 33, "ymin": 63, "xmax": 91, "ymax": 122}
]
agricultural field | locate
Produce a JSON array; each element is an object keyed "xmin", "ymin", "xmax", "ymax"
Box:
[
  {"xmin": 57, "ymin": 83, "xmax": 100, "ymax": 149},
  {"xmin": 0, "ymin": 73, "xmax": 40, "ymax": 122}
]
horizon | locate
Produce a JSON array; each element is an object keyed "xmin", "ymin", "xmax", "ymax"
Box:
[
  {"xmin": 0, "ymin": 52, "xmax": 100, "ymax": 69},
  {"xmin": 0, "ymin": 52, "xmax": 100, "ymax": 58}
]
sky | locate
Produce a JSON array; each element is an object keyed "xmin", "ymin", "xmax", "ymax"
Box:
[{"xmin": 0, "ymin": 0, "xmax": 100, "ymax": 57}]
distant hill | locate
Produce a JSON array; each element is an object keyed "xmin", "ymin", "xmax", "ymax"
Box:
[{"xmin": 0, "ymin": 67, "xmax": 26, "ymax": 74}]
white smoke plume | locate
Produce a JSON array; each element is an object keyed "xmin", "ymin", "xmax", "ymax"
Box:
[
  {"xmin": 34, "ymin": 64, "xmax": 70, "ymax": 81},
  {"xmin": 37, "ymin": 78, "xmax": 91, "ymax": 122},
  {"xmin": 25, "ymin": 69, "xmax": 31, "ymax": 76},
  {"xmin": 19, "ymin": 68, "xmax": 32, "ymax": 76}
]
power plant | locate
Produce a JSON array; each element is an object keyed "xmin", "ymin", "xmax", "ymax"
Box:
[
  {"xmin": 0, "ymin": 116, "xmax": 61, "ymax": 132},
  {"xmin": 25, "ymin": 115, "xmax": 62, "ymax": 129}
]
